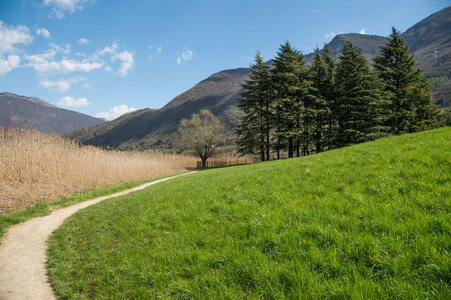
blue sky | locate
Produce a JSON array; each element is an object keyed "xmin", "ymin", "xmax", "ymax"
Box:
[{"xmin": 1, "ymin": 0, "xmax": 450, "ymax": 120}]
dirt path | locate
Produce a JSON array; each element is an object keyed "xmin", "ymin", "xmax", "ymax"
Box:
[{"xmin": 0, "ymin": 171, "xmax": 196, "ymax": 300}]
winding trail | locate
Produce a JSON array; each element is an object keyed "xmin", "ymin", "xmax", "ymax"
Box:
[{"xmin": 0, "ymin": 171, "xmax": 196, "ymax": 300}]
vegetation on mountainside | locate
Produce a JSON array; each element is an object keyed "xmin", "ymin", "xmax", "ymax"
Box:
[{"xmin": 47, "ymin": 128, "xmax": 450, "ymax": 299}]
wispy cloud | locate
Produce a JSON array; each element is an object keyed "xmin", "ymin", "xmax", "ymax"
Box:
[
  {"xmin": 25, "ymin": 41, "xmax": 135, "ymax": 75},
  {"xmin": 43, "ymin": 0, "xmax": 95, "ymax": 19},
  {"xmin": 360, "ymin": 28, "xmax": 366, "ymax": 34},
  {"xmin": 56, "ymin": 95, "xmax": 91, "ymax": 108},
  {"xmin": 324, "ymin": 30, "xmax": 344, "ymax": 39},
  {"xmin": 97, "ymin": 42, "xmax": 119, "ymax": 56},
  {"xmin": 26, "ymin": 50, "xmax": 103, "ymax": 73},
  {"xmin": 148, "ymin": 45, "xmax": 162, "ymax": 62},
  {"xmin": 112, "ymin": 50, "xmax": 134, "ymax": 76},
  {"xmin": 96, "ymin": 105, "xmax": 137, "ymax": 120},
  {"xmin": 177, "ymin": 47, "xmax": 194, "ymax": 64},
  {"xmin": 77, "ymin": 38, "xmax": 89, "ymax": 44},
  {"xmin": 36, "ymin": 28, "xmax": 51, "ymax": 38},
  {"xmin": 39, "ymin": 76, "xmax": 85, "ymax": 92},
  {"xmin": 96, "ymin": 41, "xmax": 134, "ymax": 75}
]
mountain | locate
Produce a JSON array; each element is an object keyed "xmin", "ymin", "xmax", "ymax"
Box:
[
  {"xmin": 66, "ymin": 68, "xmax": 249, "ymax": 150},
  {"xmin": 402, "ymin": 6, "xmax": 451, "ymax": 108},
  {"xmin": 305, "ymin": 33, "xmax": 388, "ymax": 64},
  {"xmin": 0, "ymin": 92, "xmax": 105, "ymax": 135},
  {"xmin": 68, "ymin": 6, "xmax": 451, "ymax": 151}
]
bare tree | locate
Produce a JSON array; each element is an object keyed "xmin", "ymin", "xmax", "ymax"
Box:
[{"xmin": 178, "ymin": 109, "xmax": 225, "ymax": 167}]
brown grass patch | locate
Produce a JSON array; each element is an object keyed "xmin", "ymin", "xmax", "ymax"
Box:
[{"xmin": 0, "ymin": 128, "xmax": 197, "ymax": 214}]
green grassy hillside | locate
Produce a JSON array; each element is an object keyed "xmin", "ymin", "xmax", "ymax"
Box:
[{"xmin": 47, "ymin": 128, "xmax": 451, "ymax": 299}]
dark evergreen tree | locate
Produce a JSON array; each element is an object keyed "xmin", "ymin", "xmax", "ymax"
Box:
[
  {"xmin": 271, "ymin": 42, "xmax": 311, "ymax": 157},
  {"xmin": 335, "ymin": 41, "xmax": 389, "ymax": 147},
  {"xmin": 309, "ymin": 46, "xmax": 335, "ymax": 153},
  {"xmin": 373, "ymin": 27, "xmax": 442, "ymax": 133},
  {"xmin": 236, "ymin": 51, "xmax": 272, "ymax": 161}
]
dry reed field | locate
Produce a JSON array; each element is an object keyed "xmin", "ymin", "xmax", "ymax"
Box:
[{"xmin": 0, "ymin": 127, "xmax": 197, "ymax": 214}]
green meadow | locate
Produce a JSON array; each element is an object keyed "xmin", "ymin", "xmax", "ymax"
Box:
[{"xmin": 47, "ymin": 128, "xmax": 451, "ymax": 299}]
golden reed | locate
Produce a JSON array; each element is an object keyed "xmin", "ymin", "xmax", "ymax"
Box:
[{"xmin": 0, "ymin": 127, "xmax": 197, "ymax": 214}]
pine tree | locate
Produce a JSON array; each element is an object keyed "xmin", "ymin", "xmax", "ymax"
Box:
[
  {"xmin": 310, "ymin": 46, "xmax": 335, "ymax": 153},
  {"xmin": 271, "ymin": 42, "xmax": 311, "ymax": 157},
  {"xmin": 236, "ymin": 51, "xmax": 272, "ymax": 161},
  {"xmin": 373, "ymin": 27, "xmax": 442, "ymax": 133},
  {"xmin": 335, "ymin": 41, "xmax": 389, "ymax": 147}
]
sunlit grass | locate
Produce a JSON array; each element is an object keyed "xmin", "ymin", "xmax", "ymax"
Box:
[{"xmin": 47, "ymin": 128, "xmax": 451, "ymax": 299}]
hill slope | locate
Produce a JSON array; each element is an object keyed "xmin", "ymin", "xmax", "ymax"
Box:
[
  {"xmin": 68, "ymin": 6, "xmax": 451, "ymax": 150},
  {"xmin": 402, "ymin": 6, "xmax": 451, "ymax": 107},
  {"xmin": 66, "ymin": 68, "xmax": 249, "ymax": 150},
  {"xmin": 47, "ymin": 128, "xmax": 451, "ymax": 298},
  {"xmin": 0, "ymin": 92, "xmax": 105, "ymax": 135}
]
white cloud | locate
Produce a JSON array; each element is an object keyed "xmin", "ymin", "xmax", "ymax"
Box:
[
  {"xmin": 360, "ymin": 28, "xmax": 366, "ymax": 34},
  {"xmin": 312, "ymin": 9, "xmax": 319, "ymax": 13},
  {"xmin": 56, "ymin": 95, "xmax": 91, "ymax": 108},
  {"xmin": 96, "ymin": 105, "xmax": 137, "ymax": 120},
  {"xmin": 36, "ymin": 28, "xmax": 51, "ymax": 38},
  {"xmin": 83, "ymin": 82, "xmax": 92, "ymax": 89},
  {"xmin": 50, "ymin": 42, "xmax": 71, "ymax": 54},
  {"xmin": 61, "ymin": 58, "xmax": 102, "ymax": 72},
  {"xmin": 96, "ymin": 42, "xmax": 134, "ymax": 75},
  {"xmin": 0, "ymin": 21, "xmax": 33, "ymax": 54},
  {"xmin": 112, "ymin": 50, "xmax": 134, "ymax": 76},
  {"xmin": 97, "ymin": 42, "xmax": 119, "ymax": 56},
  {"xmin": 0, "ymin": 55, "xmax": 21, "ymax": 75},
  {"xmin": 77, "ymin": 38, "xmax": 89, "ymax": 44},
  {"xmin": 148, "ymin": 45, "xmax": 162, "ymax": 63},
  {"xmin": 43, "ymin": 0, "xmax": 95, "ymax": 19},
  {"xmin": 39, "ymin": 77, "xmax": 84, "ymax": 92},
  {"xmin": 177, "ymin": 47, "xmax": 194, "ymax": 64},
  {"xmin": 325, "ymin": 30, "xmax": 344, "ymax": 39},
  {"xmin": 25, "ymin": 43, "xmax": 102, "ymax": 74},
  {"xmin": 325, "ymin": 32, "xmax": 336, "ymax": 38},
  {"xmin": 26, "ymin": 52, "xmax": 103, "ymax": 73}
]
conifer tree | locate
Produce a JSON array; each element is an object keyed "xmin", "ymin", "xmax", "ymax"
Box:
[
  {"xmin": 271, "ymin": 42, "xmax": 311, "ymax": 157},
  {"xmin": 310, "ymin": 46, "xmax": 335, "ymax": 153},
  {"xmin": 373, "ymin": 27, "xmax": 442, "ymax": 133},
  {"xmin": 236, "ymin": 51, "xmax": 272, "ymax": 161},
  {"xmin": 335, "ymin": 42, "xmax": 389, "ymax": 147}
]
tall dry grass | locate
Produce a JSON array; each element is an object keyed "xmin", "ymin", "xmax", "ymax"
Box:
[{"xmin": 0, "ymin": 127, "xmax": 197, "ymax": 214}]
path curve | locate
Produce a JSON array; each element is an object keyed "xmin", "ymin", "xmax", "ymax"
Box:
[{"xmin": 0, "ymin": 171, "xmax": 196, "ymax": 300}]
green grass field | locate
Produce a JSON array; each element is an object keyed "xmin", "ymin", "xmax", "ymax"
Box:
[
  {"xmin": 47, "ymin": 128, "xmax": 451, "ymax": 299},
  {"xmin": 0, "ymin": 174, "xmax": 189, "ymax": 242}
]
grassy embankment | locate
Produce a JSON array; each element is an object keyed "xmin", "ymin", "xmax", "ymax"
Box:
[{"xmin": 47, "ymin": 128, "xmax": 450, "ymax": 299}]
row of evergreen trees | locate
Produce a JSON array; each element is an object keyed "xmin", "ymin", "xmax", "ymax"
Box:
[{"xmin": 236, "ymin": 28, "xmax": 442, "ymax": 161}]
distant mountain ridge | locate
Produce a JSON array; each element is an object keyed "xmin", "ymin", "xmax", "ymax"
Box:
[
  {"xmin": 57, "ymin": 6, "xmax": 451, "ymax": 149},
  {"xmin": 0, "ymin": 92, "xmax": 105, "ymax": 135}
]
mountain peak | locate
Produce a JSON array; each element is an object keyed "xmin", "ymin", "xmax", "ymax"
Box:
[
  {"xmin": 0, "ymin": 92, "xmax": 105, "ymax": 135},
  {"xmin": 1, "ymin": 92, "xmax": 57, "ymax": 108}
]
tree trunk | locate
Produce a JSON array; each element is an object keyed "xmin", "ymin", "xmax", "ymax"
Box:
[{"xmin": 288, "ymin": 136, "xmax": 293, "ymax": 158}]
